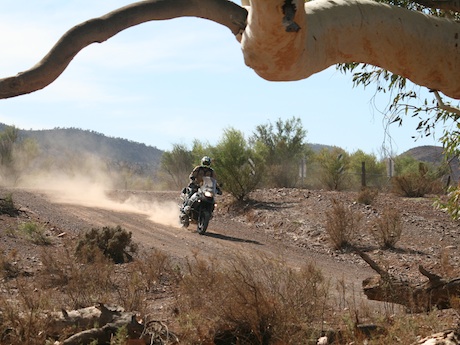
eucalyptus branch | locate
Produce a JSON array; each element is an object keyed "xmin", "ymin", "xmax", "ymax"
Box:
[{"xmin": 432, "ymin": 90, "xmax": 460, "ymax": 118}]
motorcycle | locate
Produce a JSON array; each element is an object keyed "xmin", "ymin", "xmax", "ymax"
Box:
[{"xmin": 179, "ymin": 176, "xmax": 220, "ymax": 234}]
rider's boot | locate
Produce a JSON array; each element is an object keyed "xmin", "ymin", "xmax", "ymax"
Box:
[{"xmin": 180, "ymin": 211, "xmax": 189, "ymax": 227}]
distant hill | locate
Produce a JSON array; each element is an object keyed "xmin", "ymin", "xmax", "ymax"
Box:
[
  {"xmin": 0, "ymin": 123, "xmax": 163, "ymax": 173},
  {"xmin": 1, "ymin": 123, "xmax": 457, "ymax": 182},
  {"xmin": 308, "ymin": 143, "xmax": 335, "ymax": 152},
  {"xmin": 401, "ymin": 145, "xmax": 460, "ymax": 182},
  {"xmin": 402, "ymin": 145, "xmax": 445, "ymax": 164}
]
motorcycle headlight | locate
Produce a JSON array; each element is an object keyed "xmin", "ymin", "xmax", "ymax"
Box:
[{"xmin": 204, "ymin": 191, "xmax": 213, "ymax": 198}]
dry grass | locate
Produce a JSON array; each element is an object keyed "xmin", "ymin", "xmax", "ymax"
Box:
[
  {"xmin": 0, "ymin": 225, "xmax": 459, "ymax": 344},
  {"xmin": 391, "ymin": 173, "xmax": 442, "ymax": 197},
  {"xmin": 357, "ymin": 187, "xmax": 379, "ymax": 205},
  {"xmin": 175, "ymin": 251, "xmax": 331, "ymax": 344},
  {"xmin": 325, "ymin": 199, "xmax": 362, "ymax": 250},
  {"xmin": 18, "ymin": 221, "xmax": 52, "ymax": 245},
  {"xmin": 370, "ymin": 207, "xmax": 403, "ymax": 249},
  {"xmin": 0, "ymin": 249, "xmax": 20, "ymax": 279}
]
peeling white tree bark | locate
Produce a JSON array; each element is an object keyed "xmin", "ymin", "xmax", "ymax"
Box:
[
  {"xmin": 0, "ymin": 0, "xmax": 458, "ymax": 99},
  {"xmin": 242, "ymin": 0, "xmax": 460, "ymax": 99}
]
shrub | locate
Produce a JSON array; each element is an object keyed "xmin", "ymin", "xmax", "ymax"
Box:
[
  {"xmin": 325, "ymin": 199, "xmax": 362, "ymax": 250},
  {"xmin": 391, "ymin": 162, "xmax": 443, "ymax": 197},
  {"xmin": 0, "ymin": 193, "xmax": 19, "ymax": 216},
  {"xmin": 391, "ymin": 173, "xmax": 433, "ymax": 197},
  {"xmin": 75, "ymin": 225, "xmax": 138, "ymax": 264},
  {"xmin": 176, "ymin": 251, "xmax": 330, "ymax": 344},
  {"xmin": 39, "ymin": 243, "xmax": 115, "ymax": 308},
  {"xmin": 315, "ymin": 148, "xmax": 350, "ymax": 191},
  {"xmin": 129, "ymin": 248, "xmax": 175, "ymax": 292},
  {"xmin": 0, "ymin": 250, "xmax": 20, "ymax": 279},
  {"xmin": 213, "ymin": 128, "xmax": 263, "ymax": 200},
  {"xmin": 370, "ymin": 207, "xmax": 403, "ymax": 248},
  {"xmin": 19, "ymin": 221, "xmax": 51, "ymax": 245},
  {"xmin": 357, "ymin": 187, "xmax": 378, "ymax": 205},
  {"xmin": 434, "ymin": 185, "xmax": 460, "ymax": 220},
  {"xmin": 0, "ymin": 277, "xmax": 53, "ymax": 344}
]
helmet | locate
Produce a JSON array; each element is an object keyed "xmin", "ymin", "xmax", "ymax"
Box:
[{"xmin": 201, "ymin": 156, "xmax": 211, "ymax": 166}]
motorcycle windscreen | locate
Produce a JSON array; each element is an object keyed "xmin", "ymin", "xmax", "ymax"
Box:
[{"xmin": 201, "ymin": 176, "xmax": 217, "ymax": 195}]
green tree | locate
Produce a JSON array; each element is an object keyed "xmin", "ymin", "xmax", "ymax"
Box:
[
  {"xmin": 349, "ymin": 150, "xmax": 387, "ymax": 189},
  {"xmin": 213, "ymin": 128, "xmax": 262, "ymax": 201},
  {"xmin": 0, "ymin": 126, "xmax": 39, "ymax": 186},
  {"xmin": 252, "ymin": 117, "xmax": 310, "ymax": 188},
  {"xmin": 391, "ymin": 155, "xmax": 445, "ymax": 197},
  {"xmin": 315, "ymin": 147, "xmax": 350, "ymax": 191},
  {"xmin": 190, "ymin": 139, "xmax": 213, "ymax": 165},
  {"xmin": 159, "ymin": 143, "xmax": 194, "ymax": 189},
  {"xmin": 0, "ymin": 125, "xmax": 18, "ymax": 167}
]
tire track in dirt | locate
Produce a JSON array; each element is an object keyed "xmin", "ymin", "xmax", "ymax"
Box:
[{"xmin": 11, "ymin": 188, "xmax": 380, "ymax": 309}]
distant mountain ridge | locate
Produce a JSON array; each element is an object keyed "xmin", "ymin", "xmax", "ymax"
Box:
[
  {"xmin": 1, "ymin": 123, "xmax": 455, "ymax": 180},
  {"xmin": 402, "ymin": 145, "xmax": 460, "ymax": 182},
  {"xmin": 0, "ymin": 123, "xmax": 163, "ymax": 171}
]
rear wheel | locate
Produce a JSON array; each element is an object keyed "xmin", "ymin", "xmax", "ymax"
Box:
[{"xmin": 197, "ymin": 210, "xmax": 211, "ymax": 235}]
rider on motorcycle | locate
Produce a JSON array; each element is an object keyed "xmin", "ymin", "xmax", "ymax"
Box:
[
  {"xmin": 188, "ymin": 156, "xmax": 217, "ymax": 195},
  {"xmin": 181, "ymin": 156, "xmax": 221, "ymax": 217}
]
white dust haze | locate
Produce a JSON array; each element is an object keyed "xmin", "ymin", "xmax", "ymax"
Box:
[{"xmin": 17, "ymin": 159, "xmax": 181, "ymax": 229}]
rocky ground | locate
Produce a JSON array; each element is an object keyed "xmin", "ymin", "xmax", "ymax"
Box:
[
  {"xmin": 1, "ymin": 186, "xmax": 460, "ymax": 342},
  {"xmin": 220, "ymin": 188, "xmax": 460, "ymax": 283}
]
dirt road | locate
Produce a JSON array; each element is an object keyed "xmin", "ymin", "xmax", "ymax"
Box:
[
  {"xmin": 9, "ymin": 188, "xmax": 376, "ymax": 302},
  {"xmin": 10, "ymin": 185, "xmax": 460, "ymax": 314}
]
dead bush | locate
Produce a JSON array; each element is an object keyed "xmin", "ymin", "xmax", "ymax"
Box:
[
  {"xmin": 325, "ymin": 199, "xmax": 362, "ymax": 250},
  {"xmin": 0, "ymin": 249, "xmax": 20, "ymax": 279},
  {"xmin": 0, "ymin": 193, "xmax": 19, "ymax": 216},
  {"xmin": 129, "ymin": 248, "xmax": 175, "ymax": 292},
  {"xmin": 0, "ymin": 277, "xmax": 54, "ymax": 345},
  {"xmin": 75, "ymin": 225, "xmax": 138, "ymax": 264},
  {"xmin": 18, "ymin": 221, "xmax": 51, "ymax": 245},
  {"xmin": 176, "ymin": 251, "xmax": 330, "ymax": 344},
  {"xmin": 113, "ymin": 249, "xmax": 178, "ymax": 314},
  {"xmin": 357, "ymin": 187, "xmax": 378, "ymax": 205},
  {"xmin": 370, "ymin": 207, "xmax": 403, "ymax": 249},
  {"xmin": 391, "ymin": 173, "xmax": 442, "ymax": 197},
  {"xmin": 39, "ymin": 243, "xmax": 115, "ymax": 309}
]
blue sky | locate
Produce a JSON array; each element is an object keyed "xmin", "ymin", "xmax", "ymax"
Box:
[{"xmin": 0, "ymin": 0, "xmax": 452, "ymax": 156}]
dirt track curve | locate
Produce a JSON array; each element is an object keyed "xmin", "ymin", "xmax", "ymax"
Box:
[{"xmin": 9, "ymin": 188, "xmax": 377, "ymax": 305}]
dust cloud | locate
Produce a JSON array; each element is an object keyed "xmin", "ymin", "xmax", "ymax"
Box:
[{"xmin": 18, "ymin": 169, "xmax": 181, "ymax": 229}]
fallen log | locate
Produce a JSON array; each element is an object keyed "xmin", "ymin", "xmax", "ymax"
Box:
[
  {"xmin": 414, "ymin": 328, "xmax": 460, "ymax": 345},
  {"xmin": 48, "ymin": 303, "xmax": 178, "ymax": 344},
  {"xmin": 48, "ymin": 303, "xmax": 124, "ymax": 335},
  {"xmin": 62, "ymin": 313, "xmax": 143, "ymax": 345},
  {"xmin": 357, "ymin": 250, "xmax": 460, "ymax": 313}
]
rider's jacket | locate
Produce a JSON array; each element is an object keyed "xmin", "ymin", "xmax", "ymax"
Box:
[{"xmin": 189, "ymin": 165, "xmax": 216, "ymax": 185}]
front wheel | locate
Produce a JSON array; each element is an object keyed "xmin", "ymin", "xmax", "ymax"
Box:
[{"xmin": 197, "ymin": 210, "xmax": 211, "ymax": 235}]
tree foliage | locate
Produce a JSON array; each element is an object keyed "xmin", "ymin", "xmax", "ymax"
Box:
[
  {"xmin": 349, "ymin": 150, "xmax": 387, "ymax": 188},
  {"xmin": 213, "ymin": 128, "xmax": 262, "ymax": 201},
  {"xmin": 314, "ymin": 147, "xmax": 350, "ymax": 191},
  {"xmin": 160, "ymin": 143, "xmax": 194, "ymax": 189},
  {"xmin": 336, "ymin": 0, "xmax": 460, "ymax": 218},
  {"xmin": 336, "ymin": 0, "xmax": 460, "ymax": 156},
  {"xmin": 251, "ymin": 117, "xmax": 310, "ymax": 188},
  {"xmin": 0, "ymin": 125, "xmax": 39, "ymax": 186},
  {"xmin": 0, "ymin": 126, "xmax": 18, "ymax": 166}
]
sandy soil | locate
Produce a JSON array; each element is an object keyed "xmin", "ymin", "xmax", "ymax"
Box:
[{"xmin": 1, "ymin": 186, "xmax": 460, "ymax": 319}]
